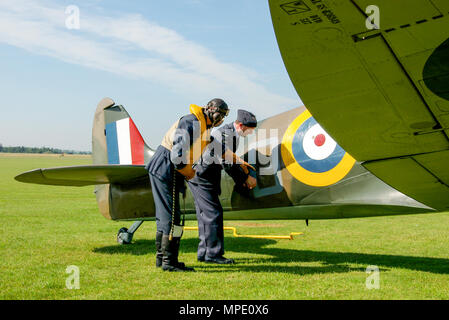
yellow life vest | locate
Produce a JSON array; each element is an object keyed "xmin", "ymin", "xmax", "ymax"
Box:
[{"xmin": 161, "ymin": 104, "xmax": 211, "ymax": 165}]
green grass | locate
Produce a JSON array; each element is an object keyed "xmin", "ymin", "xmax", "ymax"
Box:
[{"xmin": 1, "ymin": 154, "xmax": 449, "ymax": 299}]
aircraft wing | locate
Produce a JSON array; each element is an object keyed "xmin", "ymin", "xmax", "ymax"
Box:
[
  {"xmin": 15, "ymin": 165, "xmax": 147, "ymax": 186},
  {"xmin": 270, "ymin": 0, "xmax": 449, "ymax": 210}
]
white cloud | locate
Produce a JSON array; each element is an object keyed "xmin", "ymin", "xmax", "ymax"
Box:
[{"xmin": 0, "ymin": 0, "xmax": 298, "ymax": 118}]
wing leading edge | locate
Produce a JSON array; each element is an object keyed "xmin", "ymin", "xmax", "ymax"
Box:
[{"xmin": 14, "ymin": 165, "xmax": 147, "ymax": 186}]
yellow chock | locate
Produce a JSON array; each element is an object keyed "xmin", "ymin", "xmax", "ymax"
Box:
[{"xmin": 184, "ymin": 226, "xmax": 303, "ymax": 240}]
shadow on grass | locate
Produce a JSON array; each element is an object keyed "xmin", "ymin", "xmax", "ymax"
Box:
[{"xmin": 93, "ymin": 237, "xmax": 449, "ymax": 275}]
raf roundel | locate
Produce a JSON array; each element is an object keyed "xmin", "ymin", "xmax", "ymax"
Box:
[
  {"xmin": 281, "ymin": 110, "xmax": 356, "ymax": 187},
  {"xmin": 302, "ymin": 124, "xmax": 337, "ymax": 161}
]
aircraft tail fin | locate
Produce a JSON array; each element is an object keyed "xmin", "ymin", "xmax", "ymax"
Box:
[{"xmin": 92, "ymin": 98, "xmax": 154, "ymax": 165}]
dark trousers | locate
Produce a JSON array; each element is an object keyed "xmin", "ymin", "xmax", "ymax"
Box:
[
  {"xmin": 149, "ymin": 173, "xmax": 182, "ymax": 235},
  {"xmin": 188, "ymin": 182, "xmax": 224, "ymax": 259}
]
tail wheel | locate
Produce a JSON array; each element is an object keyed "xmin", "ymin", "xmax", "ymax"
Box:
[{"xmin": 117, "ymin": 227, "xmax": 132, "ymax": 245}]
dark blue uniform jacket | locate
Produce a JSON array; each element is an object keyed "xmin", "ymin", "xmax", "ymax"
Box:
[{"xmin": 190, "ymin": 123, "xmax": 250, "ymax": 194}]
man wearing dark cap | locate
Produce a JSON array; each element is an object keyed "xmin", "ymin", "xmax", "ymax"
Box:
[
  {"xmin": 147, "ymin": 99, "xmax": 254, "ymax": 272},
  {"xmin": 188, "ymin": 109, "xmax": 258, "ymax": 264}
]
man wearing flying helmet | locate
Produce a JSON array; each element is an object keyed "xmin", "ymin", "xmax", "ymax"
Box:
[{"xmin": 146, "ymin": 98, "xmax": 252, "ymax": 272}]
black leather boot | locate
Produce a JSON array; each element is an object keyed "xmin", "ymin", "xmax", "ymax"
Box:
[
  {"xmin": 204, "ymin": 256, "xmax": 235, "ymax": 264},
  {"xmin": 155, "ymin": 231, "xmax": 163, "ymax": 268},
  {"xmin": 161, "ymin": 235, "xmax": 195, "ymax": 272}
]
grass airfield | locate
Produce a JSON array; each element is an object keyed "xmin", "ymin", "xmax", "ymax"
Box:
[{"xmin": 1, "ymin": 153, "xmax": 449, "ymax": 300}]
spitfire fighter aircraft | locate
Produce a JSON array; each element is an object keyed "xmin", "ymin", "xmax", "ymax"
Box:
[{"xmin": 15, "ymin": 0, "xmax": 449, "ymax": 244}]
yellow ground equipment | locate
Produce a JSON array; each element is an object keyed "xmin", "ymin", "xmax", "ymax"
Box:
[{"xmin": 184, "ymin": 226, "xmax": 303, "ymax": 240}]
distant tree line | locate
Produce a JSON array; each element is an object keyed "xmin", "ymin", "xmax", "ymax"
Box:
[{"xmin": 0, "ymin": 143, "xmax": 91, "ymax": 155}]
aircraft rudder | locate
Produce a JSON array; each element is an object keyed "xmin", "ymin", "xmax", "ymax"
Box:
[{"xmin": 92, "ymin": 97, "xmax": 153, "ymax": 166}]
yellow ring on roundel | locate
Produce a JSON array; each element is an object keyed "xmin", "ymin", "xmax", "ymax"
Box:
[{"xmin": 281, "ymin": 110, "xmax": 356, "ymax": 187}]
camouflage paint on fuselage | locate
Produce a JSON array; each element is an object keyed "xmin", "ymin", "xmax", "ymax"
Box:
[{"xmin": 90, "ymin": 100, "xmax": 429, "ymax": 221}]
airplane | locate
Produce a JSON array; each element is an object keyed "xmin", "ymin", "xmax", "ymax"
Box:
[{"xmin": 15, "ymin": 0, "xmax": 449, "ymax": 244}]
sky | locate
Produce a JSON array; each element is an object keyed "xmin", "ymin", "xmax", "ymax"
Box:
[{"xmin": 0, "ymin": 0, "xmax": 302, "ymax": 152}]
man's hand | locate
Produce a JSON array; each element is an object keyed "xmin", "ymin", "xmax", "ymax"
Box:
[
  {"xmin": 244, "ymin": 175, "xmax": 257, "ymax": 190},
  {"xmin": 177, "ymin": 166, "xmax": 196, "ymax": 180},
  {"xmin": 224, "ymin": 149, "xmax": 256, "ymax": 172},
  {"xmin": 240, "ymin": 161, "xmax": 256, "ymax": 174}
]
